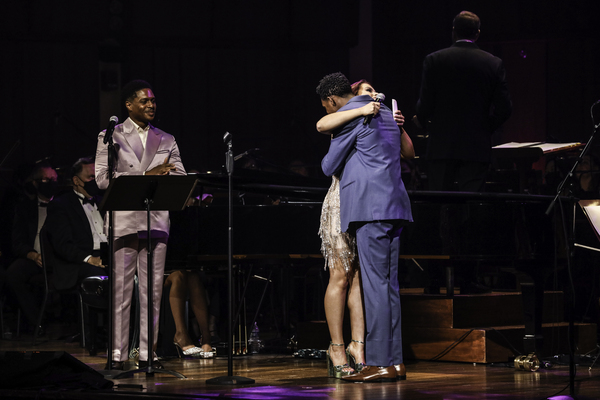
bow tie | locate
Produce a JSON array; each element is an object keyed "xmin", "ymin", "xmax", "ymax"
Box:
[
  {"xmin": 82, "ymin": 197, "xmax": 96, "ymax": 206},
  {"xmin": 38, "ymin": 202, "xmax": 48, "ymax": 208}
]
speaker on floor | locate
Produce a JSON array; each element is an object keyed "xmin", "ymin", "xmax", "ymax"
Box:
[{"xmin": 0, "ymin": 351, "xmax": 113, "ymax": 390}]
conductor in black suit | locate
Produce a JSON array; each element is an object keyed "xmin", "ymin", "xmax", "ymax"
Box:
[
  {"xmin": 44, "ymin": 158, "xmax": 106, "ymax": 291},
  {"xmin": 415, "ymin": 10, "xmax": 512, "ymax": 192},
  {"xmin": 414, "ymin": 11, "xmax": 512, "ymax": 294}
]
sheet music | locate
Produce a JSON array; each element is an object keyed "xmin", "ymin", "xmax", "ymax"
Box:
[
  {"xmin": 493, "ymin": 142, "xmax": 544, "ymax": 149},
  {"xmin": 536, "ymin": 142, "xmax": 582, "ymax": 152},
  {"xmin": 579, "ymin": 200, "xmax": 600, "ymax": 242},
  {"xmin": 493, "ymin": 142, "xmax": 582, "ymax": 153}
]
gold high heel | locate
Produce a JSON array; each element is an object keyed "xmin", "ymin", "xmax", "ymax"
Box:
[
  {"xmin": 327, "ymin": 342, "xmax": 354, "ymax": 378},
  {"xmin": 346, "ymin": 339, "xmax": 366, "ymax": 373}
]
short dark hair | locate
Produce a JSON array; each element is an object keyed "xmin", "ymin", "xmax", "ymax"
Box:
[
  {"xmin": 453, "ymin": 11, "xmax": 480, "ymax": 40},
  {"xmin": 122, "ymin": 79, "xmax": 153, "ymax": 106},
  {"xmin": 71, "ymin": 157, "xmax": 94, "ymax": 179},
  {"xmin": 29, "ymin": 160, "xmax": 54, "ymax": 181},
  {"xmin": 316, "ymin": 72, "xmax": 352, "ymax": 100}
]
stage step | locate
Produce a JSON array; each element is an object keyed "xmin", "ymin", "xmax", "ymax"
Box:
[
  {"xmin": 400, "ymin": 290, "xmax": 596, "ymax": 363},
  {"xmin": 297, "ymin": 290, "xmax": 597, "ymax": 363},
  {"xmin": 403, "ymin": 322, "xmax": 597, "ymax": 363},
  {"xmin": 401, "ymin": 290, "xmax": 564, "ymax": 329}
]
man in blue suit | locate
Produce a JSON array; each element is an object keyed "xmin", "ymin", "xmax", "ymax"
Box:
[{"xmin": 318, "ymin": 72, "xmax": 413, "ymax": 382}]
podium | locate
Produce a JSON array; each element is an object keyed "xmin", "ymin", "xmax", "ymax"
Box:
[{"xmin": 99, "ymin": 175, "xmax": 198, "ymax": 378}]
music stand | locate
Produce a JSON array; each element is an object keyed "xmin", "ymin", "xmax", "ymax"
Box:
[
  {"xmin": 544, "ymin": 102, "xmax": 600, "ymax": 399},
  {"xmin": 99, "ymin": 175, "xmax": 198, "ymax": 379}
]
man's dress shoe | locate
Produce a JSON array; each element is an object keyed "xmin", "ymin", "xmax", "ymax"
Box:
[
  {"xmin": 104, "ymin": 361, "xmax": 124, "ymax": 370},
  {"xmin": 395, "ymin": 363, "xmax": 406, "ymax": 381},
  {"xmin": 138, "ymin": 360, "xmax": 164, "ymax": 370},
  {"xmin": 342, "ymin": 365, "xmax": 397, "ymax": 382}
]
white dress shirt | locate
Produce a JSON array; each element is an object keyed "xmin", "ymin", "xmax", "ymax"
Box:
[{"xmin": 75, "ymin": 191, "xmax": 107, "ymax": 261}]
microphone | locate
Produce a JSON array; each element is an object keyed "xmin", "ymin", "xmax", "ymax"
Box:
[
  {"xmin": 103, "ymin": 116, "xmax": 119, "ymax": 144},
  {"xmin": 363, "ymin": 93, "xmax": 385, "ymax": 125},
  {"xmin": 223, "ymin": 131, "xmax": 232, "ymax": 145}
]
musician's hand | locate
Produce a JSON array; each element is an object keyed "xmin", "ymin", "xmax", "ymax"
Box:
[
  {"xmin": 27, "ymin": 251, "xmax": 43, "ymax": 268},
  {"xmin": 394, "ymin": 110, "xmax": 405, "ymax": 126},
  {"xmin": 146, "ymin": 157, "xmax": 176, "ymax": 175},
  {"xmin": 360, "ymin": 102, "xmax": 381, "ymax": 116},
  {"xmin": 87, "ymin": 256, "xmax": 105, "ymax": 268}
]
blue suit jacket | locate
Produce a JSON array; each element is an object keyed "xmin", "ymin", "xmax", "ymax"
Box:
[{"xmin": 321, "ymin": 95, "xmax": 413, "ymax": 232}]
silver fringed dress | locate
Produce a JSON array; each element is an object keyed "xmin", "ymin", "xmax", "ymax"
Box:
[{"xmin": 318, "ymin": 176, "xmax": 358, "ymax": 273}]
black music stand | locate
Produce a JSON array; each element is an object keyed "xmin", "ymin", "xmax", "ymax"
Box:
[
  {"xmin": 544, "ymin": 101, "xmax": 600, "ymax": 399},
  {"xmin": 99, "ymin": 175, "xmax": 198, "ymax": 379}
]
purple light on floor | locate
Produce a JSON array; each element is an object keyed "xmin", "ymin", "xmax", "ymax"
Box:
[
  {"xmin": 229, "ymin": 385, "xmax": 335, "ymax": 399},
  {"xmin": 419, "ymin": 393, "xmax": 508, "ymax": 399}
]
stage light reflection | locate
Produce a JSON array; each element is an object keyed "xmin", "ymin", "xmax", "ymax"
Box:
[{"xmin": 228, "ymin": 385, "xmax": 335, "ymax": 399}]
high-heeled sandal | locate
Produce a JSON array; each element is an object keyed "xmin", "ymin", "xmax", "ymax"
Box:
[
  {"xmin": 327, "ymin": 342, "xmax": 354, "ymax": 378},
  {"xmin": 174, "ymin": 341, "xmax": 204, "ymax": 358},
  {"xmin": 346, "ymin": 339, "xmax": 366, "ymax": 373},
  {"xmin": 197, "ymin": 345, "xmax": 216, "ymax": 359}
]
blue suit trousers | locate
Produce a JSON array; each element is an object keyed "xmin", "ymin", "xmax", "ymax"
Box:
[{"xmin": 355, "ymin": 221, "xmax": 403, "ymax": 367}]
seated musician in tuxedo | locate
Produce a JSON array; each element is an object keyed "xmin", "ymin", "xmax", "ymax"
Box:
[
  {"xmin": 6, "ymin": 160, "xmax": 59, "ymax": 335},
  {"xmin": 44, "ymin": 157, "xmax": 107, "ymax": 293}
]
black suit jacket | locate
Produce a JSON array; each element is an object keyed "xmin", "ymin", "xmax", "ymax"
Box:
[
  {"xmin": 416, "ymin": 41, "xmax": 512, "ymax": 163},
  {"xmin": 44, "ymin": 191, "xmax": 99, "ymax": 291}
]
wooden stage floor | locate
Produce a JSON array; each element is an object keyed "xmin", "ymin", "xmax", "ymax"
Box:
[{"xmin": 1, "ymin": 330, "xmax": 599, "ymax": 400}]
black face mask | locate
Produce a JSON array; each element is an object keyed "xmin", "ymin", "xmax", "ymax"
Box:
[
  {"xmin": 83, "ymin": 180, "xmax": 100, "ymax": 197},
  {"xmin": 37, "ymin": 180, "xmax": 58, "ymax": 199}
]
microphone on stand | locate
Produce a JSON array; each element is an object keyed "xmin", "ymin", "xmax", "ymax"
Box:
[
  {"xmin": 103, "ymin": 116, "xmax": 119, "ymax": 144},
  {"xmin": 223, "ymin": 131, "xmax": 232, "ymax": 145},
  {"xmin": 224, "ymin": 132, "xmax": 233, "ymax": 174},
  {"xmin": 363, "ymin": 93, "xmax": 386, "ymax": 125}
]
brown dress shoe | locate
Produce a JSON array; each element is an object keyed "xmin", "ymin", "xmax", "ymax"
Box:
[
  {"xmin": 395, "ymin": 363, "xmax": 406, "ymax": 380},
  {"xmin": 342, "ymin": 365, "xmax": 397, "ymax": 382}
]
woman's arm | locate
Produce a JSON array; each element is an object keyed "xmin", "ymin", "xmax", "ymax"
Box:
[
  {"xmin": 316, "ymin": 102, "xmax": 380, "ymax": 133},
  {"xmin": 394, "ymin": 110, "xmax": 415, "ymax": 159},
  {"xmin": 400, "ymin": 129, "xmax": 415, "ymax": 159}
]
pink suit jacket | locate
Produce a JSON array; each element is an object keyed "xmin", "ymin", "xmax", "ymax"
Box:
[{"xmin": 95, "ymin": 117, "xmax": 187, "ymax": 238}]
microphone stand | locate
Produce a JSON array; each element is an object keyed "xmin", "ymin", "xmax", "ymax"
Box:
[
  {"xmin": 206, "ymin": 132, "xmax": 254, "ymax": 385},
  {"xmin": 544, "ymin": 104, "xmax": 600, "ymax": 399},
  {"xmin": 102, "ymin": 131, "xmax": 117, "ymax": 375}
]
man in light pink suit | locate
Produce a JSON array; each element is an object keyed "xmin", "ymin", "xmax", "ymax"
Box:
[{"xmin": 95, "ymin": 80, "xmax": 186, "ymax": 370}]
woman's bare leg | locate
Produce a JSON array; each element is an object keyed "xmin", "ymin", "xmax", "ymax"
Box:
[
  {"xmin": 324, "ymin": 264, "xmax": 350, "ymax": 368},
  {"xmin": 346, "ymin": 267, "xmax": 365, "ymax": 365},
  {"xmin": 165, "ymin": 271, "xmax": 195, "ymax": 351},
  {"xmin": 186, "ymin": 271, "xmax": 213, "ymax": 352}
]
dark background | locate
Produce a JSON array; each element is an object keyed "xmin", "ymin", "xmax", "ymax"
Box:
[{"xmin": 1, "ymin": 0, "xmax": 599, "ymax": 178}]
